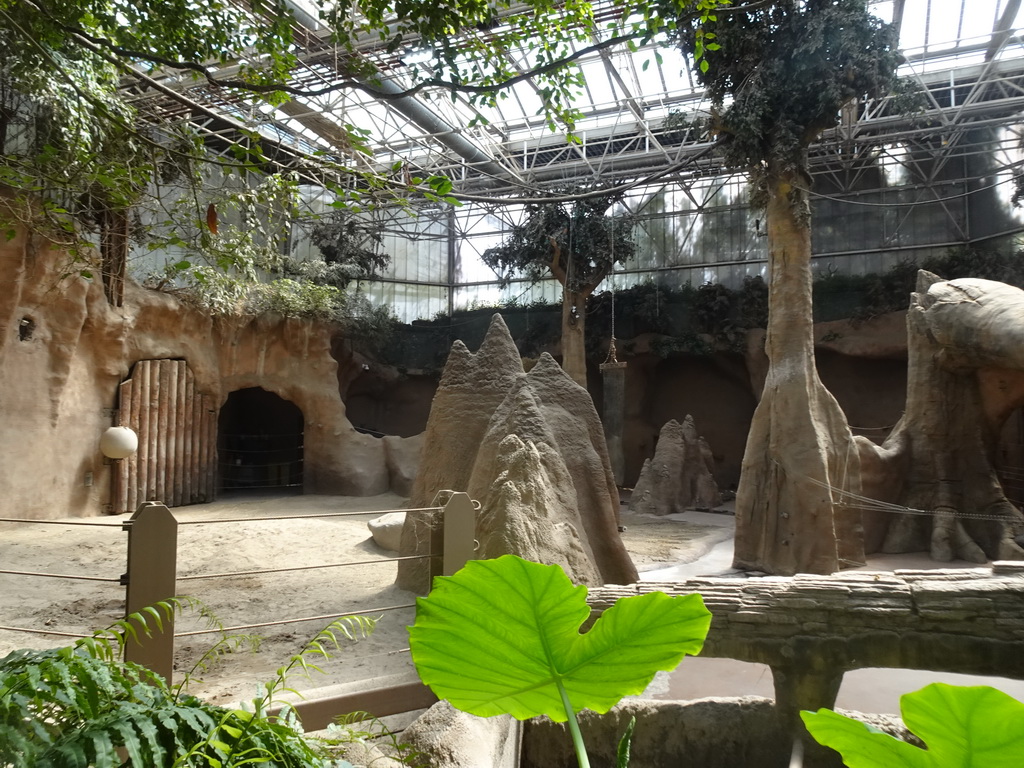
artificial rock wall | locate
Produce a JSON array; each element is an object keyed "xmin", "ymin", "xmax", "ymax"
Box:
[{"xmin": 0, "ymin": 223, "xmax": 407, "ymax": 520}]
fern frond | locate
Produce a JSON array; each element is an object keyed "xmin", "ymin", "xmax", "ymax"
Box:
[
  {"xmin": 255, "ymin": 615, "xmax": 376, "ymax": 716},
  {"xmin": 176, "ymin": 632, "xmax": 262, "ymax": 700},
  {"xmin": 1, "ymin": 611, "xmax": 377, "ymax": 768}
]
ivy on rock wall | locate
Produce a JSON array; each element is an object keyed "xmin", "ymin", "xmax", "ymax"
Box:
[{"xmin": 374, "ymin": 244, "xmax": 1024, "ymax": 375}]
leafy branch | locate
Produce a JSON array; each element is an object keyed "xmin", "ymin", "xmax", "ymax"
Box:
[{"xmin": 0, "ymin": 600, "xmax": 379, "ymax": 767}]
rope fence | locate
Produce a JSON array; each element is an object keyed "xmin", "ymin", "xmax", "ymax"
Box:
[
  {"xmin": 0, "ymin": 518, "xmax": 122, "ymax": 527},
  {"xmin": 177, "ymin": 554, "xmax": 435, "ymax": 582},
  {"xmin": 0, "ymin": 626, "xmax": 93, "ymax": 639},
  {"xmin": 776, "ymin": 459, "xmax": 1024, "ymax": 523},
  {"xmin": 0, "ymin": 490, "xmax": 479, "ymax": 724},
  {"xmin": 175, "ymin": 505, "xmax": 449, "ymax": 526},
  {"xmin": 0, "ymin": 569, "xmax": 122, "ymax": 583},
  {"xmin": 175, "ymin": 603, "xmax": 418, "ymax": 637}
]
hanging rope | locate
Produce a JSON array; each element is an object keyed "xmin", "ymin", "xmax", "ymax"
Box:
[
  {"xmin": 604, "ymin": 215, "xmax": 619, "ymax": 364},
  {"xmin": 566, "ymin": 207, "xmax": 578, "ymax": 327}
]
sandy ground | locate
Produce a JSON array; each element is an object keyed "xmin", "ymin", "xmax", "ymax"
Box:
[
  {"xmin": 7, "ymin": 494, "xmax": 1023, "ymax": 717},
  {"xmin": 0, "ymin": 493, "xmax": 733, "ymax": 707}
]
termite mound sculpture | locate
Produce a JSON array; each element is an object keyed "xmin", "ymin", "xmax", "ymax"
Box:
[{"xmin": 397, "ymin": 314, "xmax": 637, "ymax": 589}]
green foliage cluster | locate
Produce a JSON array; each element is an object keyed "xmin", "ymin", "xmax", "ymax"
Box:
[
  {"xmin": 0, "ymin": 0, "xmax": 296, "ymax": 243},
  {"xmin": 660, "ymin": 109, "xmax": 713, "ymax": 145},
  {"xmin": 482, "ymin": 194, "xmax": 637, "ymax": 296},
  {"xmin": 300, "ymin": 214, "xmax": 390, "ymax": 290},
  {"xmin": 678, "ymin": 0, "xmax": 902, "ymax": 205},
  {"xmin": 396, "ymin": 243, "xmax": 1023, "ymax": 372},
  {"xmin": 0, "ymin": 601, "xmax": 380, "ymax": 767},
  {"xmin": 410, "ymin": 554, "xmax": 711, "ymax": 768},
  {"xmin": 323, "ymin": 0, "xmax": 729, "ymax": 135},
  {"xmin": 814, "ymin": 245, "xmax": 1024, "ymax": 322}
]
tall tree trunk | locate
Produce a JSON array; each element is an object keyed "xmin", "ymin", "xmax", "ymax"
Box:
[
  {"xmin": 100, "ymin": 207, "xmax": 128, "ymax": 307},
  {"xmin": 560, "ymin": 288, "xmax": 588, "ymax": 388},
  {"xmin": 733, "ymin": 168, "xmax": 863, "ymax": 575}
]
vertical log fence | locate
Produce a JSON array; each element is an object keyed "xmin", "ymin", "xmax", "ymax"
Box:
[{"xmin": 115, "ymin": 359, "xmax": 217, "ymax": 514}]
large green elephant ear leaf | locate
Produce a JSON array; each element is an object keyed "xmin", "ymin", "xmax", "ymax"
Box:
[
  {"xmin": 800, "ymin": 708, "xmax": 930, "ymax": 768},
  {"xmin": 902, "ymin": 683, "xmax": 1024, "ymax": 767},
  {"xmin": 408, "ymin": 555, "xmax": 710, "ymax": 723},
  {"xmin": 802, "ymin": 683, "xmax": 1024, "ymax": 768}
]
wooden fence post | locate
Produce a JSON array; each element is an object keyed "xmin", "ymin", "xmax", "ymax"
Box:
[
  {"xmin": 442, "ymin": 492, "xmax": 476, "ymax": 576},
  {"xmin": 122, "ymin": 501, "xmax": 178, "ymax": 684}
]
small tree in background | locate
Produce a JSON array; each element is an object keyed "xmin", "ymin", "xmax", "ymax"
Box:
[{"xmin": 482, "ymin": 194, "xmax": 635, "ymax": 387}]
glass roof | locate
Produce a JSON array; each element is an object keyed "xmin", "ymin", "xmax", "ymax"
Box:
[{"xmin": 123, "ymin": 0, "xmax": 1024, "ymax": 202}]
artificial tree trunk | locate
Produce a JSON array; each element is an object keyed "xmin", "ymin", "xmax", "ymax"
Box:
[
  {"xmin": 733, "ymin": 168, "xmax": 864, "ymax": 575},
  {"xmin": 560, "ymin": 288, "xmax": 589, "ymax": 388},
  {"xmin": 859, "ymin": 271, "xmax": 1024, "ymax": 561},
  {"xmin": 547, "ymin": 237, "xmax": 606, "ymax": 390}
]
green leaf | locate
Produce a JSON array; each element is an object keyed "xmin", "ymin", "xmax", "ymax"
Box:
[
  {"xmin": 802, "ymin": 683, "xmax": 1024, "ymax": 767},
  {"xmin": 617, "ymin": 715, "xmax": 636, "ymax": 768},
  {"xmin": 802, "ymin": 708, "xmax": 929, "ymax": 768},
  {"xmin": 409, "ymin": 555, "xmax": 710, "ymax": 723}
]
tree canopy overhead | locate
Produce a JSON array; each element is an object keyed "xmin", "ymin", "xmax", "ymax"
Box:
[
  {"xmin": 0, "ymin": 0, "xmax": 730, "ymax": 310},
  {"xmin": 686, "ymin": 0, "xmax": 902, "ymax": 205}
]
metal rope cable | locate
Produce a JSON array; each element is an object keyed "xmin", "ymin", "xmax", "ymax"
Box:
[
  {"xmin": 0, "ymin": 569, "xmax": 121, "ymax": 583},
  {"xmin": 174, "ymin": 505, "xmax": 441, "ymax": 526},
  {"xmin": 848, "ymin": 423, "xmax": 899, "ymax": 432},
  {"xmin": 0, "ymin": 518, "xmax": 123, "ymax": 527},
  {"xmin": 788, "ymin": 465, "xmax": 1023, "ymax": 523},
  {"xmin": 218, "ymin": 461, "xmax": 303, "ymax": 469},
  {"xmin": 174, "ymin": 603, "xmax": 416, "ymax": 637},
  {"xmin": 0, "ymin": 626, "xmax": 91, "ymax": 639},
  {"xmin": 177, "ymin": 553, "xmax": 436, "ymax": 582},
  {"xmin": 806, "ymin": 166, "xmax": 1021, "ymax": 207}
]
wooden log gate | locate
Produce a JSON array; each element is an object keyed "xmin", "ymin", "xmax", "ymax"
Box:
[{"xmin": 113, "ymin": 359, "xmax": 217, "ymax": 514}]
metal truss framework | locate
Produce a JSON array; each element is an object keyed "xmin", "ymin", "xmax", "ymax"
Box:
[{"xmin": 121, "ymin": 1, "xmax": 1024, "ymax": 317}]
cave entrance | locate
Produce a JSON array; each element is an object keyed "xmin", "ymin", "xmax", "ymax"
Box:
[{"xmin": 218, "ymin": 388, "xmax": 304, "ymax": 494}]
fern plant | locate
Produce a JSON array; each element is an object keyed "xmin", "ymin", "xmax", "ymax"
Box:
[{"xmin": 0, "ymin": 601, "xmax": 376, "ymax": 767}]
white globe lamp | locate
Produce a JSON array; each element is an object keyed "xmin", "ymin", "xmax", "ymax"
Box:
[{"xmin": 100, "ymin": 426, "xmax": 138, "ymax": 459}]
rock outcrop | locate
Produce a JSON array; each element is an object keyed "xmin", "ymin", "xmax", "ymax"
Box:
[
  {"xmin": 630, "ymin": 417, "xmax": 721, "ymax": 516},
  {"xmin": 474, "ymin": 435, "xmax": 602, "ymax": 586},
  {"xmin": 858, "ymin": 273, "xmax": 1024, "ymax": 561},
  {"xmin": 0, "ymin": 222, "xmax": 403, "ymax": 519},
  {"xmin": 400, "ymin": 701, "xmax": 522, "ymax": 768},
  {"xmin": 398, "ymin": 314, "xmax": 637, "ymax": 590}
]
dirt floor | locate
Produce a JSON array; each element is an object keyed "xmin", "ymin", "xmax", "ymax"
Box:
[{"xmin": 0, "ymin": 493, "xmax": 732, "ymax": 706}]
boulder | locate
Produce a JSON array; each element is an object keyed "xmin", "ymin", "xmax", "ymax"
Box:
[
  {"xmin": 400, "ymin": 700, "xmax": 522, "ymax": 768},
  {"xmin": 368, "ymin": 511, "xmax": 406, "ymax": 552}
]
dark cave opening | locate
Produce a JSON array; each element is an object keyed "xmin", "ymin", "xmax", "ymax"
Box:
[{"xmin": 218, "ymin": 387, "xmax": 304, "ymax": 494}]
